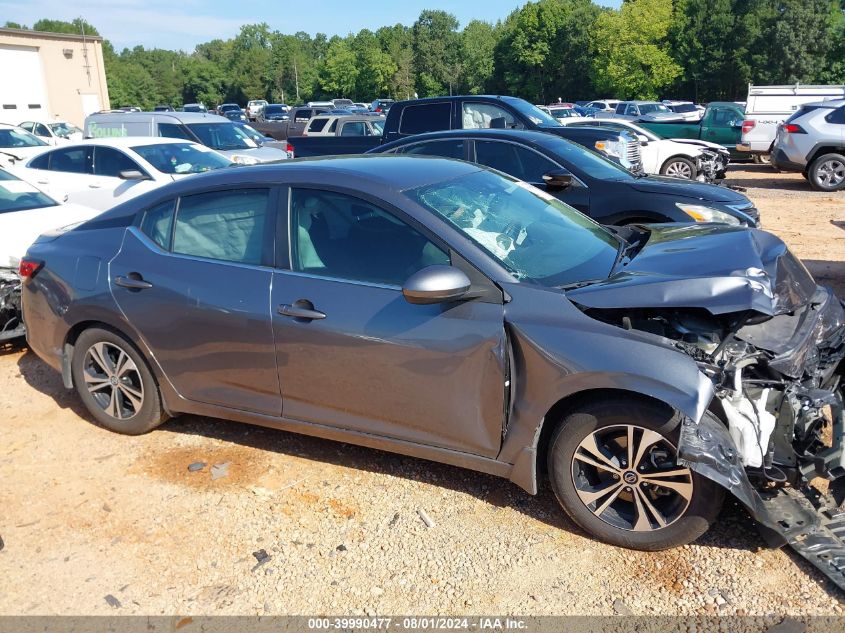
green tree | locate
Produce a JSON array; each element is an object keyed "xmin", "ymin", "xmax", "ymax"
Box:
[
  {"xmin": 31, "ymin": 18, "xmax": 99, "ymax": 35},
  {"xmin": 461, "ymin": 20, "xmax": 498, "ymax": 94},
  {"xmin": 591, "ymin": 0, "xmax": 681, "ymax": 99},
  {"xmin": 353, "ymin": 30, "xmax": 397, "ymax": 100},
  {"xmin": 412, "ymin": 10, "xmax": 461, "ymax": 96},
  {"xmin": 227, "ymin": 24, "xmax": 273, "ymax": 102},
  {"xmin": 319, "ymin": 36, "xmax": 358, "ymax": 97}
]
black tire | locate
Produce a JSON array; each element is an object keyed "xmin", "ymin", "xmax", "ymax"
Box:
[
  {"xmin": 753, "ymin": 154, "xmax": 772, "ymax": 165},
  {"xmin": 547, "ymin": 397, "xmax": 724, "ymax": 551},
  {"xmin": 808, "ymin": 153, "xmax": 845, "ymax": 192},
  {"xmin": 660, "ymin": 156, "xmax": 697, "ymax": 180},
  {"xmin": 70, "ymin": 327, "xmax": 167, "ymax": 435}
]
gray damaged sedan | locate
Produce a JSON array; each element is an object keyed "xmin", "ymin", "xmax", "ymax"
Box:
[{"xmin": 19, "ymin": 157, "xmax": 845, "ymax": 586}]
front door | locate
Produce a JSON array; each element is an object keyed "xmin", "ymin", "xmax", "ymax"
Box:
[
  {"xmin": 109, "ymin": 189, "xmax": 281, "ymax": 415},
  {"xmin": 271, "ymin": 187, "xmax": 507, "ymax": 457}
]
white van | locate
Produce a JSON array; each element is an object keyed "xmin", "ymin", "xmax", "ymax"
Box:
[
  {"xmin": 739, "ymin": 84, "xmax": 845, "ymax": 163},
  {"xmin": 84, "ymin": 111, "xmax": 288, "ymax": 164}
]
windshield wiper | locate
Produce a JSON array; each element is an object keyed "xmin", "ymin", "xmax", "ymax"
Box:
[{"xmin": 558, "ymin": 279, "xmax": 605, "ymax": 291}]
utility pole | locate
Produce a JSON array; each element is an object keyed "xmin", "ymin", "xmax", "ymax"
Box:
[{"xmin": 294, "ymin": 60, "xmax": 300, "ymax": 102}]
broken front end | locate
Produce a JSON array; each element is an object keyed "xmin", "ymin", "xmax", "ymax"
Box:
[{"xmin": 0, "ymin": 268, "xmax": 24, "ymax": 343}]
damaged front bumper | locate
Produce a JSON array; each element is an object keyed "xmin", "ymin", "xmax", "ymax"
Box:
[{"xmin": 679, "ymin": 411, "xmax": 845, "ymax": 589}]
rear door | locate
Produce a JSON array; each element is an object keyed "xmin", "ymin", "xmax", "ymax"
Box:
[
  {"xmin": 24, "ymin": 145, "xmax": 97, "ymax": 202},
  {"xmin": 109, "ymin": 188, "xmax": 281, "ymax": 415}
]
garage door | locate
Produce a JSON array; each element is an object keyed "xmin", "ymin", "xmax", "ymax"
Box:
[{"xmin": 0, "ymin": 45, "xmax": 48, "ymax": 125}]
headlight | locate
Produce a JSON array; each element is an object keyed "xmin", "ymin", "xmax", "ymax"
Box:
[
  {"xmin": 676, "ymin": 203, "xmax": 741, "ymax": 225},
  {"xmin": 594, "ymin": 139, "xmax": 621, "ymax": 158},
  {"xmin": 231, "ymin": 155, "xmax": 259, "ymax": 165}
]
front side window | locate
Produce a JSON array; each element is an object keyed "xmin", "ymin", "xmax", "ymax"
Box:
[
  {"xmin": 340, "ymin": 121, "xmax": 367, "ymax": 136},
  {"xmin": 399, "ymin": 103, "xmax": 452, "ymax": 135},
  {"xmin": 158, "ymin": 123, "xmax": 194, "ymax": 141},
  {"xmin": 398, "ymin": 140, "xmax": 465, "ymax": 160},
  {"xmin": 132, "ymin": 143, "xmax": 232, "ymax": 174},
  {"xmin": 462, "ymin": 103, "xmax": 516, "ymax": 130},
  {"xmin": 290, "ymin": 188, "xmax": 449, "ymax": 286},
  {"xmin": 474, "ymin": 141, "xmax": 558, "ymax": 184},
  {"xmin": 173, "ymin": 189, "xmax": 270, "ymax": 265},
  {"xmin": 405, "ymin": 170, "xmax": 619, "ymax": 287},
  {"xmin": 93, "ymin": 146, "xmax": 143, "ymax": 177}
]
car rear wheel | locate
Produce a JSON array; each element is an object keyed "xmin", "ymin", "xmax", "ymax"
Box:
[
  {"xmin": 70, "ymin": 327, "xmax": 167, "ymax": 435},
  {"xmin": 547, "ymin": 398, "xmax": 724, "ymax": 551},
  {"xmin": 753, "ymin": 154, "xmax": 772, "ymax": 165},
  {"xmin": 808, "ymin": 153, "xmax": 845, "ymax": 191},
  {"xmin": 660, "ymin": 157, "xmax": 696, "ymax": 180}
]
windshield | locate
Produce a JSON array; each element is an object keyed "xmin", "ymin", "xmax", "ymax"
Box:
[
  {"xmin": 504, "ymin": 97, "xmax": 562, "ymax": 127},
  {"xmin": 0, "ymin": 170, "xmax": 58, "ymax": 214},
  {"xmin": 639, "ymin": 104, "xmax": 670, "ymax": 115},
  {"xmin": 0, "ymin": 128, "xmax": 47, "ymax": 148},
  {"xmin": 405, "ymin": 169, "xmax": 619, "ymax": 286},
  {"xmin": 542, "ymin": 135, "xmax": 636, "ymax": 181},
  {"xmin": 185, "ymin": 123, "xmax": 256, "ymax": 150},
  {"xmin": 237, "ymin": 124, "xmax": 264, "ymax": 142},
  {"xmin": 48, "ymin": 122, "xmax": 82, "ymax": 138},
  {"xmin": 131, "ymin": 142, "xmax": 232, "ymax": 174},
  {"xmin": 670, "ymin": 104, "xmax": 698, "ymax": 113},
  {"xmin": 264, "ymin": 105, "xmax": 285, "ymax": 115}
]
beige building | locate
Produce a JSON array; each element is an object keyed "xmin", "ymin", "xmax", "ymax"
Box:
[{"xmin": 0, "ymin": 27, "xmax": 110, "ymax": 128}]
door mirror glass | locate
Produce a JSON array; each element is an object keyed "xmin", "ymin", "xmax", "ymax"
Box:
[
  {"xmin": 542, "ymin": 169, "xmax": 573, "ymax": 191},
  {"xmin": 402, "ymin": 265, "xmax": 471, "ymax": 305},
  {"xmin": 119, "ymin": 169, "xmax": 149, "ymax": 180}
]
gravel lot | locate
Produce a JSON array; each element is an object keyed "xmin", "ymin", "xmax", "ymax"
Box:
[{"xmin": 1, "ymin": 165, "xmax": 844, "ymax": 617}]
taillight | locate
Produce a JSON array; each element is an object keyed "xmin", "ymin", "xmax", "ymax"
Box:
[
  {"xmin": 285, "ymin": 142, "xmax": 295, "ymax": 158},
  {"xmin": 783, "ymin": 123, "xmax": 806, "ymax": 134},
  {"xmin": 375, "ymin": 107, "xmax": 382, "ymax": 113},
  {"xmin": 19, "ymin": 258, "xmax": 43, "ymax": 278},
  {"xmin": 741, "ymin": 119, "xmax": 755, "ymax": 135}
]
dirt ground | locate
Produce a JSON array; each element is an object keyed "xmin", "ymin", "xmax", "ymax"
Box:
[{"xmin": 1, "ymin": 165, "xmax": 844, "ymax": 617}]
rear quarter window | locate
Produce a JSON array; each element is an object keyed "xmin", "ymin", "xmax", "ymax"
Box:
[
  {"xmin": 399, "ymin": 103, "xmax": 452, "ymax": 135},
  {"xmin": 825, "ymin": 106, "xmax": 845, "ymax": 124}
]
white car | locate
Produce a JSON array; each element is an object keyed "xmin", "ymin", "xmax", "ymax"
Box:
[
  {"xmin": 0, "ymin": 124, "xmax": 51, "ymax": 167},
  {"xmin": 662, "ymin": 101, "xmax": 704, "ymax": 122},
  {"xmin": 17, "ymin": 120, "xmax": 84, "ymax": 145},
  {"xmin": 12, "ymin": 138, "xmax": 233, "ymax": 211},
  {"xmin": 246, "ymin": 100, "xmax": 268, "ymax": 121},
  {"xmin": 560, "ymin": 118, "xmax": 730, "ymax": 181},
  {"xmin": 0, "ymin": 169, "xmax": 99, "ymax": 269}
]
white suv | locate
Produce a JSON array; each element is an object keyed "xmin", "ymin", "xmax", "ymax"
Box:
[
  {"xmin": 246, "ymin": 100, "xmax": 268, "ymax": 121},
  {"xmin": 771, "ymin": 99, "xmax": 845, "ymax": 191}
]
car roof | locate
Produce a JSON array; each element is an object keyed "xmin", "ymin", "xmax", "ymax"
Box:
[
  {"xmin": 87, "ymin": 112, "xmax": 228, "ymax": 123},
  {"xmin": 378, "ymin": 127, "xmax": 619, "ymax": 148},
  {"xmin": 45, "ymin": 137, "xmax": 195, "ymax": 149}
]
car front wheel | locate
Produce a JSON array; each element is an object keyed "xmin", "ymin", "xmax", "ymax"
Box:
[
  {"xmin": 808, "ymin": 153, "xmax": 845, "ymax": 191},
  {"xmin": 660, "ymin": 156, "xmax": 696, "ymax": 180},
  {"xmin": 547, "ymin": 398, "xmax": 724, "ymax": 551},
  {"xmin": 70, "ymin": 327, "xmax": 167, "ymax": 435}
]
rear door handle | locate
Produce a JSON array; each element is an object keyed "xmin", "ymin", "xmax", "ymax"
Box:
[
  {"xmin": 277, "ymin": 303, "xmax": 326, "ymax": 321},
  {"xmin": 114, "ymin": 275, "xmax": 152, "ymax": 290}
]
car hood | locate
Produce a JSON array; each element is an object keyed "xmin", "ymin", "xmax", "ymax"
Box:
[
  {"xmin": 217, "ymin": 146, "xmax": 289, "ymax": 163},
  {"xmin": 626, "ymin": 175, "xmax": 746, "ymax": 203},
  {"xmin": 567, "ymin": 224, "xmax": 817, "ymax": 316}
]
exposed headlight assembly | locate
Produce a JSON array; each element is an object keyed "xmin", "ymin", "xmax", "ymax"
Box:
[{"xmin": 676, "ymin": 203, "xmax": 741, "ymax": 225}]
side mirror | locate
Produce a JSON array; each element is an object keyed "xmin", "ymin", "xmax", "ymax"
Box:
[
  {"xmin": 542, "ymin": 169, "xmax": 573, "ymax": 191},
  {"xmin": 489, "ymin": 117, "xmax": 507, "ymax": 129},
  {"xmin": 402, "ymin": 265, "xmax": 471, "ymax": 305},
  {"xmin": 637, "ymin": 134, "xmax": 650, "ymax": 145},
  {"xmin": 119, "ymin": 170, "xmax": 149, "ymax": 180}
]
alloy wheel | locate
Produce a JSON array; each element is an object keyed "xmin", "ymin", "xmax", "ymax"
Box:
[
  {"xmin": 82, "ymin": 341, "xmax": 144, "ymax": 420},
  {"xmin": 664, "ymin": 161, "xmax": 693, "ymax": 179},
  {"xmin": 817, "ymin": 159, "xmax": 845, "ymax": 188},
  {"xmin": 570, "ymin": 424, "xmax": 693, "ymax": 532}
]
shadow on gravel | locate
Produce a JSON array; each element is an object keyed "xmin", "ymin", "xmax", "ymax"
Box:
[
  {"xmin": 803, "ymin": 260, "xmax": 845, "ymax": 297},
  {"xmin": 724, "ymin": 164, "xmax": 811, "ymax": 191},
  {"xmin": 0, "ymin": 337, "xmax": 26, "ymax": 357}
]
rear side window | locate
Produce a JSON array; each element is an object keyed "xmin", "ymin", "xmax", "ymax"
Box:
[
  {"xmin": 158, "ymin": 123, "xmax": 193, "ymax": 141},
  {"xmin": 28, "ymin": 152, "xmax": 50, "ymax": 170},
  {"xmin": 294, "ymin": 109, "xmax": 312, "ymax": 122},
  {"xmin": 825, "ymin": 106, "xmax": 845, "ymax": 124},
  {"xmin": 308, "ymin": 118, "xmax": 329, "ymax": 133},
  {"xmin": 399, "ymin": 103, "xmax": 452, "ymax": 135},
  {"xmin": 399, "ymin": 140, "xmax": 465, "ymax": 159},
  {"xmin": 140, "ymin": 200, "xmax": 175, "ymax": 250},
  {"xmin": 44, "ymin": 147, "xmax": 91, "ymax": 174},
  {"xmin": 172, "ymin": 189, "xmax": 270, "ymax": 265},
  {"xmin": 340, "ymin": 121, "xmax": 367, "ymax": 136}
]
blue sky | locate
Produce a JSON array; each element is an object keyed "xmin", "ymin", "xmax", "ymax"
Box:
[{"xmin": 1, "ymin": 0, "xmax": 622, "ymax": 51}]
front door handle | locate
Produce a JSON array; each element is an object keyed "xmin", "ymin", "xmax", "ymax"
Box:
[
  {"xmin": 88, "ymin": 183, "xmax": 101, "ymax": 189},
  {"xmin": 277, "ymin": 302, "xmax": 326, "ymax": 321},
  {"xmin": 114, "ymin": 275, "xmax": 152, "ymax": 290}
]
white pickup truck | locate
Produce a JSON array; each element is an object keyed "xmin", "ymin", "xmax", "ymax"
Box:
[{"xmin": 738, "ymin": 84, "xmax": 845, "ymax": 163}]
